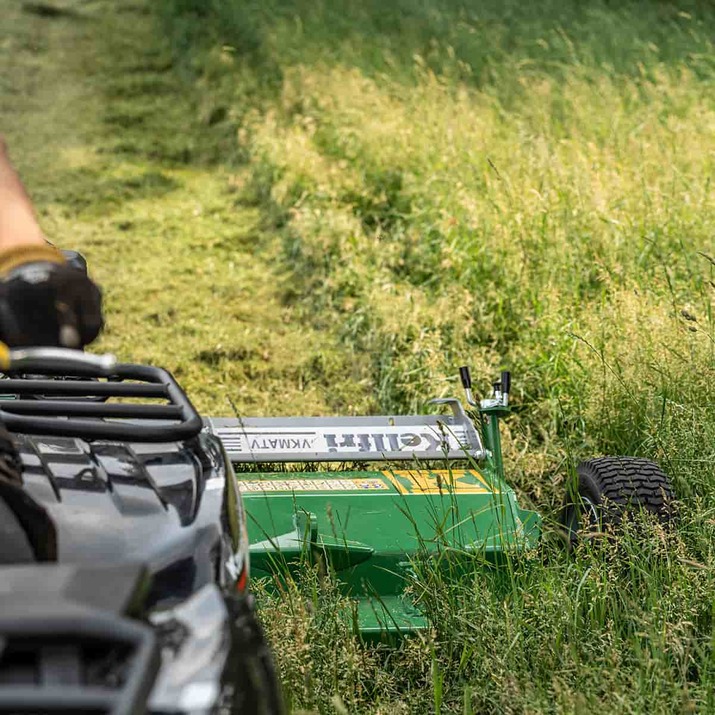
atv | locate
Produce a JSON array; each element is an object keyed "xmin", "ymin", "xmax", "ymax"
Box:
[
  {"xmin": 0, "ymin": 348, "xmax": 283, "ymax": 715},
  {"xmin": 204, "ymin": 366, "xmax": 675, "ymax": 639}
]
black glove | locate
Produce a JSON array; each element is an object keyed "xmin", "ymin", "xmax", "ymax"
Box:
[{"xmin": 0, "ymin": 246, "xmax": 103, "ymax": 348}]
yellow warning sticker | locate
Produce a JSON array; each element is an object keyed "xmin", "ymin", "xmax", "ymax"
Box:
[
  {"xmin": 237, "ymin": 478, "xmax": 389, "ymax": 493},
  {"xmin": 382, "ymin": 469, "xmax": 495, "ymax": 495}
]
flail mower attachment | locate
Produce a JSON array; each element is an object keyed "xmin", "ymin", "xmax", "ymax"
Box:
[{"xmin": 205, "ymin": 368, "xmax": 541, "ymax": 639}]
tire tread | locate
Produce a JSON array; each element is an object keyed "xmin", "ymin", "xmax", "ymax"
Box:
[{"xmin": 578, "ymin": 456, "xmax": 674, "ymax": 522}]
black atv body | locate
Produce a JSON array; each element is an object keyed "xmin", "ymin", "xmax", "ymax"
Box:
[{"xmin": 0, "ymin": 359, "xmax": 281, "ymax": 715}]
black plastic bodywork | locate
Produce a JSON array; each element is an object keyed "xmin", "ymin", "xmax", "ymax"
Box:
[
  {"xmin": 15, "ymin": 432, "xmax": 236, "ymax": 607},
  {"xmin": 0, "ymin": 365, "xmax": 259, "ymax": 714},
  {"xmin": 0, "ymin": 564, "xmax": 160, "ymax": 714}
]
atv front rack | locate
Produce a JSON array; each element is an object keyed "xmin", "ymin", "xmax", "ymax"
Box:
[
  {"xmin": 0, "ymin": 351, "xmax": 202, "ymax": 442},
  {"xmin": 206, "ymin": 398, "xmax": 485, "ymax": 462}
]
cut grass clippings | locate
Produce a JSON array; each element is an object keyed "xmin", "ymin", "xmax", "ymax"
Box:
[
  {"xmin": 1, "ymin": 0, "xmax": 358, "ymax": 417},
  {"xmin": 4, "ymin": 0, "xmax": 715, "ymax": 712}
]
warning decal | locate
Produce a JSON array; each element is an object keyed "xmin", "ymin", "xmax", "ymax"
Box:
[
  {"xmin": 237, "ymin": 478, "xmax": 389, "ymax": 493},
  {"xmin": 382, "ymin": 469, "xmax": 496, "ymax": 495}
]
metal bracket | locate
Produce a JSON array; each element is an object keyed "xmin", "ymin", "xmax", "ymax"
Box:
[{"xmin": 250, "ymin": 511, "xmax": 374, "ymax": 573}]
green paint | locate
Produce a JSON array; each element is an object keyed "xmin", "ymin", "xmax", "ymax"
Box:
[
  {"xmin": 240, "ymin": 457, "xmax": 541, "ymax": 636},
  {"xmin": 478, "ymin": 403, "xmax": 511, "ymax": 481}
]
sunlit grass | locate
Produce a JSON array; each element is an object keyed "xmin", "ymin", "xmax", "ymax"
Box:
[
  {"xmin": 6, "ymin": 0, "xmax": 715, "ymax": 711},
  {"xmin": 162, "ymin": 0, "xmax": 715, "ymax": 486},
  {"xmin": 155, "ymin": 0, "xmax": 715, "ymax": 710}
]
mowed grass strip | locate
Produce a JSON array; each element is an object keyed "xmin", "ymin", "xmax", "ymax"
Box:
[
  {"xmin": 156, "ymin": 1, "xmax": 715, "ymax": 713},
  {"xmin": 5, "ymin": 0, "xmax": 715, "ymax": 712},
  {"xmin": 0, "ymin": 0, "xmax": 356, "ymax": 416}
]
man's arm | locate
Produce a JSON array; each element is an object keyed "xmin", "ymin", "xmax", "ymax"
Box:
[
  {"xmin": 0, "ymin": 136, "xmax": 103, "ymax": 348},
  {"xmin": 0, "ymin": 137, "xmax": 46, "ymax": 249}
]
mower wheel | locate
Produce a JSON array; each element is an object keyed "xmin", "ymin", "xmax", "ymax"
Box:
[{"xmin": 560, "ymin": 456, "xmax": 675, "ymax": 542}]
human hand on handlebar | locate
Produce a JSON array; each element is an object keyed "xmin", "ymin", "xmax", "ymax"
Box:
[
  {"xmin": 0, "ymin": 138, "xmax": 103, "ymax": 348},
  {"xmin": 0, "ymin": 245, "xmax": 103, "ymax": 348}
]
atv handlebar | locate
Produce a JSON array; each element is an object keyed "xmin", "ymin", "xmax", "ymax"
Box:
[{"xmin": 0, "ymin": 345, "xmax": 117, "ymax": 376}]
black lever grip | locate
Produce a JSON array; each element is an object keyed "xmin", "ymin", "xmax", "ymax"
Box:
[
  {"xmin": 501, "ymin": 370, "xmax": 511, "ymax": 394},
  {"xmin": 459, "ymin": 366, "xmax": 472, "ymax": 390}
]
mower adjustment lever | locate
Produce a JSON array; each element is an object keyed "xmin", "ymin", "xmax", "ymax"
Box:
[
  {"xmin": 500, "ymin": 370, "xmax": 511, "ymax": 406},
  {"xmin": 501, "ymin": 371, "xmax": 511, "ymax": 395},
  {"xmin": 459, "ymin": 365, "xmax": 476, "ymax": 407}
]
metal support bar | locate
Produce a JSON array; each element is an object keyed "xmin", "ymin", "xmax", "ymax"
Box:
[
  {"xmin": 1, "ymin": 401, "xmax": 182, "ymax": 420},
  {"xmin": 0, "ymin": 381, "xmax": 168, "ymax": 398}
]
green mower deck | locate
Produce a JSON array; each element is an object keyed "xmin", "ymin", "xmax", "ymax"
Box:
[{"xmin": 206, "ymin": 369, "xmax": 540, "ymax": 637}]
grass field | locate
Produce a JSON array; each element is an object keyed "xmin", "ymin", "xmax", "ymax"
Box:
[{"xmin": 3, "ymin": 0, "xmax": 715, "ymax": 712}]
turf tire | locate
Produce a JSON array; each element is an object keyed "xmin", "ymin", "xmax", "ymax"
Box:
[{"xmin": 561, "ymin": 456, "xmax": 675, "ymax": 543}]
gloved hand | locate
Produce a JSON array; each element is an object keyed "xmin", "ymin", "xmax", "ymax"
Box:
[{"xmin": 0, "ymin": 244, "xmax": 103, "ymax": 348}]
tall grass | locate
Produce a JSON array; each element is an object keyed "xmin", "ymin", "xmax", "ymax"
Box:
[
  {"xmin": 159, "ymin": 0, "xmax": 715, "ymax": 492},
  {"xmin": 154, "ymin": 1, "xmax": 715, "ymax": 711},
  {"xmin": 253, "ymin": 514, "xmax": 715, "ymax": 713}
]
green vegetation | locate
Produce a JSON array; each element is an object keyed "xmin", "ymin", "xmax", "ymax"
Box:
[
  {"xmin": 4, "ymin": 0, "xmax": 715, "ymax": 711},
  {"xmin": 1, "ymin": 0, "xmax": 355, "ymax": 417}
]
